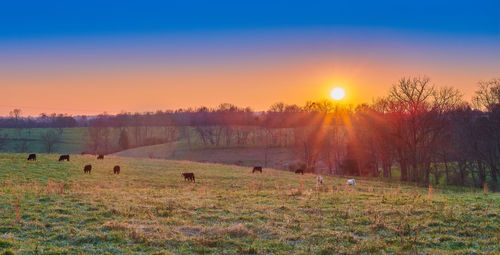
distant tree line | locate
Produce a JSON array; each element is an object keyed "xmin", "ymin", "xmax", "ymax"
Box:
[
  {"xmin": 1, "ymin": 77, "xmax": 499, "ymax": 190},
  {"xmin": 0, "ymin": 112, "xmax": 80, "ymax": 128}
]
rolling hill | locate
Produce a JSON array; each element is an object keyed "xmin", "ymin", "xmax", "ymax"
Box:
[{"xmin": 0, "ymin": 153, "xmax": 498, "ymax": 254}]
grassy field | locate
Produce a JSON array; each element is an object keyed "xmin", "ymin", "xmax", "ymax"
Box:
[
  {"xmin": 0, "ymin": 153, "xmax": 499, "ymax": 254},
  {"xmin": 0, "ymin": 128, "xmax": 87, "ymax": 154},
  {"xmin": 113, "ymin": 142, "xmax": 301, "ymax": 171},
  {"xmin": 0, "ymin": 126, "xmax": 292, "ymax": 156}
]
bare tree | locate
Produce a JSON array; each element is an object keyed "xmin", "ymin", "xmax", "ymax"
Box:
[
  {"xmin": 9, "ymin": 109, "xmax": 22, "ymax": 122},
  {"xmin": 471, "ymin": 78, "xmax": 500, "ymax": 191},
  {"xmin": 40, "ymin": 129, "xmax": 60, "ymax": 153},
  {"xmin": 268, "ymin": 102, "xmax": 286, "ymax": 112},
  {"xmin": 473, "ymin": 78, "xmax": 500, "ymax": 111},
  {"xmin": 9, "ymin": 109, "xmax": 23, "ymax": 136},
  {"xmin": 386, "ymin": 76, "xmax": 444, "ymax": 183},
  {"xmin": 118, "ymin": 128, "xmax": 130, "ymax": 150},
  {"xmin": 87, "ymin": 126, "xmax": 109, "ymax": 154}
]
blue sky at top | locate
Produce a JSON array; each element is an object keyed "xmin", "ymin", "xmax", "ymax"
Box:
[{"xmin": 1, "ymin": 0, "xmax": 499, "ymax": 39}]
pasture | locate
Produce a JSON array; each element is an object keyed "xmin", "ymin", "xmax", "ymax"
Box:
[
  {"xmin": 0, "ymin": 153, "xmax": 498, "ymax": 254},
  {"xmin": 0, "ymin": 128, "xmax": 87, "ymax": 154},
  {"xmin": 113, "ymin": 142, "xmax": 299, "ymax": 171}
]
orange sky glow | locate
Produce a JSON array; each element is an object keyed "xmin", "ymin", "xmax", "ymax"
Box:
[{"xmin": 1, "ymin": 30, "xmax": 499, "ymax": 116}]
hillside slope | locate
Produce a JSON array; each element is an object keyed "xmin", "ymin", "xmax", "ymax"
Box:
[
  {"xmin": 0, "ymin": 153, "xmax": 498, "ymax": 254},
  {"xmin": 112, "ymin": 142, "xmax": 310, "ymax": 171}
]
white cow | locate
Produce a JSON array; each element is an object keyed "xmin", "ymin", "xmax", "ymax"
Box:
[
  {"xmin": 316, "ymin": 176, "xmax": 324, "ymax": 185},
  {"xmin": 347, "ymin": 179, "xmax": 356, "ymax": 186}
]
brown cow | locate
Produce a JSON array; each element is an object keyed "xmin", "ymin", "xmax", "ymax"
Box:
[
  {"xmin": 27, "ymin": 154, "xmax": 36, "ymax": 161},
  {"xmin": 113, "ymin": 165, "xmax": 120, "ymax": 174},
  {"xmin": 59, "ymin": 155, "xmax": 70, "ymax": 161},
  {"xmin": 97, "ymin": 154, "xmax": 104, "ymax": 160},
  {"xmin": 295, "ymin": 169, "xmax": 304, "ymax": 175},
  {"xmin": 252, "ymin": 166, "xmax": 262, "ymax": 173},
  {"xmin": 182, "ymin": 172, "xmax": 195, "ymax": 182},
  {"xmin": 84, "ymin": 164, "xmax": 92, "ymax": 174}
]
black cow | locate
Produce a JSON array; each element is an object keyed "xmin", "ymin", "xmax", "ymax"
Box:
[
  {"xmin": 182, "ymin": 172, "xmax": 195, "ymax": 182},
  {"xmin": 84, "ymin": 164, "xmax": 92, "ymax": 174},
  {"xmin": 295, "ymin": 169, "xmax": 304, "ymax": 175},
  {"xmin": 59, "ymin": 155, "xmax": 70, "ymax": 161},
  {"xmin": 252, "ymin": 166, "xmax": 263, "ymax": 173},
  {"xmin": 97, "ymin": 154, "xmax": 104, "ymax": 160},
  {"xmin": 27, "ymin": 154, "xmax": 37, "ymax": 161},
  {"xmin": 113, "ymin": 165, "xmax": 120, "ymax": 174}
]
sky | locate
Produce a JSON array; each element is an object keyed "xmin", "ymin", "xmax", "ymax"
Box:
[{"xmin": 0, "ymin": 0, "xmax": 499, "ymax": 116}]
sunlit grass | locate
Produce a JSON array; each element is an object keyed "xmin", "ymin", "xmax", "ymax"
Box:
[{"xmin": 0, "ymin": 153, "xmax": 498, "ymax": 254}]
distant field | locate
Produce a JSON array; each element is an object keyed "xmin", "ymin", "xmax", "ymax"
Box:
[
  {"xmin": 0, "ymin": 128, "xmax": 87, "ymax": 154},
  {"xmin": 0, "ymin": 153, "xmax": 498, "ymax": 254},
  {"xmin": 113, "ymin": 142, "xmax": 303, "ymax": 171},
  {"xmin": 0, "ymin": 126, "xmax": 293, "ymax": 155}
]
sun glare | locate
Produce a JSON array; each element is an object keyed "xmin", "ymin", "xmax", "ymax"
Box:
[{"xmin": 330, "ymin": 87, "xmax": 345, "ymax": 100}]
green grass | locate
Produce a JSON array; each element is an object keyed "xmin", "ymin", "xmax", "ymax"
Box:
[
  {"xmin": 0, "ymin": 128, "xmax": 87, "ymax": 154},
  {"xmin": 0, "ymin": 153, "xmax": 499, "ymax": 254},
  {"xmin": 0, "ymin": 126, "xmax": 292, "ymax": 155}
]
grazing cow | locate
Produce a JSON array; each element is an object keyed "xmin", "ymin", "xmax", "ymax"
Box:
[
  {"xmin": 27, "ymin": 154, "xmax": 37, "ymax": 161},
  {"xmin": 97, "ymin": 154, "xmax": 104, "ymax": 160},
  {"xmin": 182, "ymin": 172, "xmax": 195, "ymax": 182},
  {"xmin": 113, "ymin": 165, "xmax": 120, "ymax": 174},
  {"xmin": 252, "ymin": 166, "xmax": 263, "ymax": 173},
  {"xmin": 317, "ymin": 176, "xmax": 324, "ymax": 185},
  {"xmin": 295, "ymin": 169, "xmax": 304, "ymax": 175},
  {"xmin": 59, "ymin": 155, "xmax": 70, "ymax": 161},
  {"xmin": 84, "ymin": 164, "xmax": 92, "ymax": 174},
  {"xmin": 347, "ymin": 179, "xmax": 356, "ymax": 186}
]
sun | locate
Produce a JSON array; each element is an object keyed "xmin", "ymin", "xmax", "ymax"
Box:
[{"xmin": 330, "ymin": 87, "xmax": 345, "ymax": 100}]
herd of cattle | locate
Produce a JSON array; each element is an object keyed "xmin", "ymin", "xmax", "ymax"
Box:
[
  {"xmin": 26, "ymin": 153, "xmax": 120, "ymax": 175},
  {"xmin": 24, "ymin": 153, "xmax": 357, "ymax": 185}
]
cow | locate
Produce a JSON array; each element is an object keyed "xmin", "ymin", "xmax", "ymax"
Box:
[
  {"xmin": 347, "ymin": 179, "xmax": 356, "ymax": 186},
  {"xmin": 295, "ymin": 169, "xmax": 304, "ymax": 175},
  {"xmin": 113, "ymin": 165, "xmax": 120, "ymax": 174},
  {"xmin": 252, "ymin": 166, "xmax": 263, "ymax": 173},
  {"xmin": 59, "ymin": 155, "xmax": 70, "ymax": 161},
  {"xmin": 317, "ymin": 176, "xmax": 324, "ymax": 185},
  {"xmin": 182, "ymin": 172, "xmax": 195, "ymax": 182},
  {"xmin": 84, "ymin": 164, "xmax": 92, "ymax": 174},
  {"xmin": 27, "ymin": 154, "xmax": 37, "ymax": 161},
  {"xmin": 97, "ymin": 154, "xmax": 104, "ymax": 160}
]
